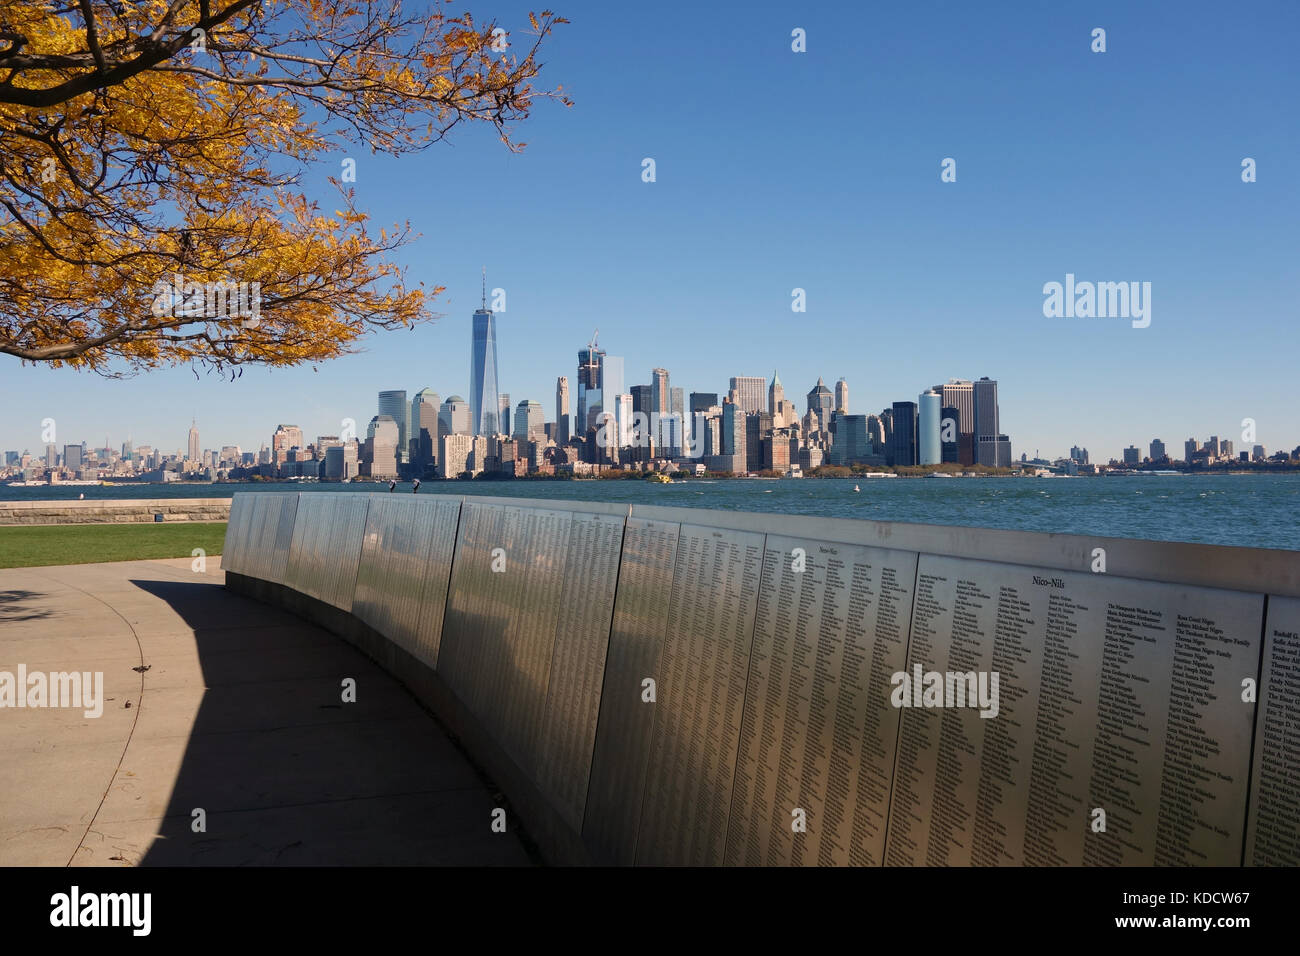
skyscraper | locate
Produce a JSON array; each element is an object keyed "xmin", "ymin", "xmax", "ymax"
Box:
[
  {"xmin": 411, "ymin": 388, "xmax": 440, "ymax": 472},
  {"xmin": 835, "ymin": 378, "xmax": 849, "ymax": 414},
  {"xmin": 555, "ymin": 377, "xmax": 570, "ymax": 444},
  {"xmin": 807, "ymin": 378, "xmax": 834, "ymax": 423},
  {"xmin": 631, "ymin": 385, "xmax": 652, "ymax": 416},
  {"xmin": 650, "ymin": 368, "xmax": 670, "ymax": 415},
  {"xmin": 577, "ymin": 338, "xmax": 605, "ymax": 435},
  {"xmin": 973, "ymin": 377, "xmax": 1000, "ymax": 467},
  {"xmin": 514, "ymin": 400, "xmax": 544, "ymax": 443},
  {"xmin": 364, "ymin": 415, "xmax": 399, "ymax": 478},
  {"xmin": 940, "ymin": 406, "xmax": 960, "ymax": 463},
  {"xmin": 271, "ymin": 424, "xmax": 304, "ymax": 471},
  {"xmin": 729, "ymin": 376, "xmax": 765, "ymax": 414},
  {"xmin": 830, "ymin": 415, "xmax": 871, "ymax": 465},
  {"xmin": 689, "ymin": 392, "xmax": 718, "ymax": 414},
  {"xmin": 187, "ymin": 420, "xmax": 200, "ymax": 462},
  {"xmin": 917, "ymin": 390, "xmax": 941, "ymax": 465},
  {"xmin": 768, "ymin": 370, "xmax": 784, "ymax": 415},
  {"xmin": 378, "ymin": 390, "xmax": 409, "ymax": 465},
  {"xmin": 890, "ymin": 401, "xmax": 918, "ymax": 467},
  {"xmin": 439, "ymin": 395, "xmax": 470, "ymax": 441},
  {"xmin": 938, "ymin": 379, "xmax": 975, "ymax": 466},
  {"xmin": 469, "ymin": 270, "xmax": 500, "ymax": 436},
  {"xmin": 498, "ymin": 394, "xmax": 511, "ymax": 437}
]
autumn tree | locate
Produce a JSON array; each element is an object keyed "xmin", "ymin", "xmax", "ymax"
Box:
[{"xmin": 0, "ymin": 0, "xmax": 568, "ymax": 374}]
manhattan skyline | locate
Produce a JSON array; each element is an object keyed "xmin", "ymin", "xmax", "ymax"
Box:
[{"xmin": 1, "ymin": 1, "xmax": 1296, "ymax": 458}]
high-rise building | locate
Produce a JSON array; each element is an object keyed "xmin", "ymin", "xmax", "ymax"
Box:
[
  {"xmin": 469, "ymin": 272, "xmax": 500, "ymax": 436},
  {"xmin": 721, "ymin": 400, "xmax": 747, "ymax": 467},
  {"xmin": 729, "ymin": 376, "xmax": 766, "ymax": 414},
  {"xmin": 63, "ymin": 443, "xmax": 83, "ymax": 472},
  {"xmin": 1150, "ymin": 439, "xmax": 1166, "ymax": 461},
  {"xmin": 650, "ymin": 368, "xmax": 670, "ymax": 416},
  {"xmin": 1184, "ymin": 438, "xmax": 1199, "ymax": 462},
  {"xmin": 612, "ymin": 393, "xmax": 634, "ymax": 450},
  {"xmin": 835, "ymin": 378, "xmax": 849, "ymax": 415},
  {"xmin": 1123, "ymin": 445, "xmax": 1141, "ymax": 466},
  {"xmin": 514, "ymin": 400, "xmax": 544, "ymax": 443},
  {"xmin": 187, "ymin": 420, "xmax": 200, "ymax": 462},
  {"xmin": 689, "ymin": 392, "xmax": 718, "ymax": 414},
  {"xmin": 866, "ymin": 415, "xmax": 885, "ymax": 449},
  {"xmin": 830, "ymin": 415, "xmax": 871, "ymax": 465},
  {"xmin": 918, "ymin": 390, "xmax": 942, "ymax": 465},
  {"xmin": 439, "ymin": 395, "xmax": 470, "ymax": 441},
  {"xmin": 441, "ymin": 433, "xmax": 476, "ymax": 478},
  {"xmin": 271, "ymin": 424, "xmax": 304, "ymax": 470},
  {"xmin": 630, "ymin": 385, "xmax": 652, "ymax": 416},
  {"xmin": 890, "ymin": 401, "xmax": 918, "ymax": 467},
  {"xmin": 364, "ymin": 415, "xmax": 399, "ymax": 478},
  {"xmin": 1070, "ymin": 445, "xmax": 1090, "ymax": 464},
  {"xmin": 973, "ymin": 378, "xmax": 1000, "ymax": 467},
  {"xmin": 555, "ymin": 377, "xmax": 570, "ymax": 444},
  {"xmin": 411, "ymin": 388, "xmax": 440, "ymax": 472},
  {"xmin": 807, "ymin": 378, "xmax": 834, "ymax": 426},
  {"xmin": 977, "ymin": 435, "xmax": 1012, "ymax": 468},
  {"xmin": 938, "ymin": 380, "xmax": 975, "ymax": 466},
  {"xmin": 766, "ymin": 426, "xmax": 792, "ymax": 472},
  {"xmin": 378, "ymin": 390, "xmax": 409, "ymax": 465},
  {"xmin": 768, "ymin": 370, "xmax": 785, "ymax": 415},
  {"xmin": 577, "ymin": 341, "xmax": 605, "ymax": 435},
  {"xmin": 940, "ymin": 407, "xmax": 960, "ymax": 464},
  {"xmin": 498, "ymin": 394, "xmax": 511, "ymax": 437}
]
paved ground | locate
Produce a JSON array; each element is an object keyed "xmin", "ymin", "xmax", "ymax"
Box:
[{"xmin": 0, "ymin": 558, "xmax": 532, "ymax": 866}]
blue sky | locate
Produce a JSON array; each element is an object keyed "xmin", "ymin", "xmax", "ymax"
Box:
[{"xmin": 3, "ymin": 0, "xmax": 1297, "ymax": 461}]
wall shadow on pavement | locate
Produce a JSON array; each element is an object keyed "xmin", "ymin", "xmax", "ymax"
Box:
[{"xmin": 125, "ymin": 575, "xmax": 533, "ymax": 866}]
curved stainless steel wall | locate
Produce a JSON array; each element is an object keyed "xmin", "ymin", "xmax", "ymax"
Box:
[{"xmin": 221, "ymin": 491, "xmax": 1300, "ymax": 867}]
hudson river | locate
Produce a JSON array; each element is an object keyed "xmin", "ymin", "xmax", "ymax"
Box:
[{"xmin": 5, "ymin": 474, "xmax": 1298, "ymax": 551}]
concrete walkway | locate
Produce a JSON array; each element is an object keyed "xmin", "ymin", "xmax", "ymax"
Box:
[{"xmin": 0, "ymin": 558, "xmax": 533, "ymax": 866}]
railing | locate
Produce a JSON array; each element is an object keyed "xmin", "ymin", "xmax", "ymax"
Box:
[{"xmin": 222, "ymin": 491, "xmax": 1300, "ymax": 866}]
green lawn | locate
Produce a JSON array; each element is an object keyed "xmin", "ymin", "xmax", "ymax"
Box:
[{"xmin": 0, "ymin": 522, "xmax": 228, "ymax": 569}]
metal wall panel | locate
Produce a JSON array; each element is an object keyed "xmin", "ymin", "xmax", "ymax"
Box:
[
  {"xmin": 1245, "ymin": 595, "xmax": 1300, "ymax": 865},
  {"xmin": 884, "ymin": 554, "xmax": 1263, "ymax": 867},
  {"xmin": 634, "ymin": 523, "xmax": 765, "ymax": 866},
  {"xmin": 533, "ymin": 511, "xmax": 626, "ymax": 832},
  {"xmin": 582, "ymin": 517, "xmax": 682, "ymax": 865},
  {"xmin": 244, "ymin": 494, "xmax": 275, "ymax": 581},
  {"xmin": 287, "ymin": 493, "xmax": 369, "ymax": 610},
  {"xmin": 352, "ymin": 495, "xmax": 462, "ymax": 668},
  {"xmin": 268, "ymin": 493, "xmax": 300, "ymax": 586},
  {"xmin": 440, "ymin": 503, "xmax": 575, "ymax": 777},
  {"xmin": 725, "ymin": 535, "xmax": 917, "ymax": 866},
  {"xmin": 221, "ymin": 493, "xmax": 252, "ymax": 576}
]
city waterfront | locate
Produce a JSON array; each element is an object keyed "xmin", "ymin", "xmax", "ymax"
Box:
[{"xmin": 3, "ymin": 473, "xmax": 1296, "ymax": 551}]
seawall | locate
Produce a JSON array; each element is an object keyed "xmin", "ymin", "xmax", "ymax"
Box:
[{"xmin": 0, "ymin": 497, "xmax": 232, "ymax": 526}]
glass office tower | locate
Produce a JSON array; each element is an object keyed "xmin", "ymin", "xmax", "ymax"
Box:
[{"xmin": 470, "ymin": 284, "xmax": 500, "ymax": 436}]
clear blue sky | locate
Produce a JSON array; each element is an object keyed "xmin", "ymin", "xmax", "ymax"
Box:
[{"xmin": 3, "ymin": 0, "xmax": 1297, "ymax": 461}]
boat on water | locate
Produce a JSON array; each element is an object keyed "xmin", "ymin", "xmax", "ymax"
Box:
[
  {"xmin": 648, "ymin": 473, "xmax": 673, "ymax": 484},
  {"xmin": 853, "ymin": 484, "xmax": 860, "ymax": 492}
]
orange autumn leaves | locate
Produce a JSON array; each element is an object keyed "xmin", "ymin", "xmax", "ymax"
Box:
[{"xmin": 0, "ymin": 1, "xmax": 568, "ymax": 373}]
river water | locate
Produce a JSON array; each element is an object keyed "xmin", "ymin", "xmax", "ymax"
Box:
[{"xmin": 5, "ymin": 474, "xmax": 1298, "ymax": 551}]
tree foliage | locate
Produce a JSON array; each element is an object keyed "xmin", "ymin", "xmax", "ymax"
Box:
[{"xmin": 0, "ymin": 1, "xmax": 568, "ymax": 374}]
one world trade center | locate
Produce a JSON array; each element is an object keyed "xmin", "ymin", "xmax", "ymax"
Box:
[{"xmin": 469, "ymin": 268, "xmax": 500, "ymax": 436}]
